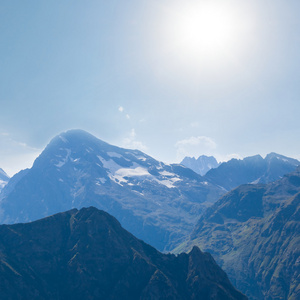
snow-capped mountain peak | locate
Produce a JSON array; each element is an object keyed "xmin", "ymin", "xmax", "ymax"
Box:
[{"xmin": 0, "ymin": 129, "xmax": 223, "ymax": 251}]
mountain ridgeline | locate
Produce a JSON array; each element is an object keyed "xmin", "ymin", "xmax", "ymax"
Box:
[
  {"xmin": 0, "ymin": 130, "xmax": 299, "ymax": 253},
  {"xmin": 178, "ymin": 166, "xmax": 300, "ymax": 300},
  {"xmin": 0, "ymin": 207, "xmax": 247, "ymax": 300},
  {"xmin": 0, "ymin": 168, "xmax": 9, "ymax": 192},
  {"xmin": 181, "ymin": 155, "xmax": 220, "ymax": 176},
  {"xmin": 0, "ymin": 130, "xmax": 224, "ymax": 252},
  {"xmin": 202, "ymin": 153, "xmax": 300, "ymax": 191},
  {"xmin": 0, "ymin": 129, "xmax": 298, "ymax": 299}
]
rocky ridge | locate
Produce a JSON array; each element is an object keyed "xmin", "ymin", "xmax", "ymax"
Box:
[{"xmin": 0, "ymin": 207, "xmax": 247, "ymax": 300}]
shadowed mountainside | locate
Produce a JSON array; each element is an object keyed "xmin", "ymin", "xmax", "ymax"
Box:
[
  {"xmin": 178, "ymin": 166, "xmax": 300, "ymax": 300},
  {"xmin": 0, "ymin": 207, "xmax": 247, "ymax": 300}
]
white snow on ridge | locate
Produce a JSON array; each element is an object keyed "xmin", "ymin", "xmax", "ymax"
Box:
[
  {"xmin": 0, "ymin": 179, "xmax": 8, "ymax": 190},
  {"xmin": 95, "ymin": 178, "xmax": 106, "ymax": 185},
  {"xmin": 97, "ymin": 155, "xmax": 181, "ymax": 189},
  {"xmin": 59, "ymin": 135, "xmax": 68, "ymax": 143},
  {"xmin": 160, "ymin": 170, "xmax": 176, "ymax": 177},
  {"xmin": 136, "ymin": 156, "xmax": 147, "ymax": 162},
  {"xmin": 115, "ymin": 167, "xmax": 150, "ymax": 177},
  {"xmin": 97, "ymin": 156, "xmax": 122, "ymax": 173},
  {"xmin": 109, "ymin": 166, "xmax": 150, "ymax": 185},
  {"xmin": 154, "ymin": 177, "xmax": 181, "ymax": 188},
  {"xmin": 107, "ymin": 152, "xmax": 123, "ymax": 159}
]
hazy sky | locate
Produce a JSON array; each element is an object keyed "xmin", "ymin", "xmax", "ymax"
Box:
[{"xmin": 1, "ymin": 0, "xmax": 300, "ymax": 176}]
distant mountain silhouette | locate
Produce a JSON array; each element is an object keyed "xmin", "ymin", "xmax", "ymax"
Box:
[
  {"xmin": 203, "ymin": 153, "xmax": 300, "ymax": 191},
  {"xmin": 181, "ymin": 155, "xmax": 220, "ymax": 175},
  {"xmin": 0, "ymin": 207, "xmax": 247, "ymax": 300},
  {"xmin": 179, "ymin": 166, "xmax": 300, "ymax": 300}
]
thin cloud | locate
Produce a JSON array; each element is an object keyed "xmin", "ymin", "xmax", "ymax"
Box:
[
  {"xmin": 0, "ymin": 134, "xmax": 42, "ymax": 176},
  {"xmin": 122, "ymin": 129, "xmax": 148, "ymax": 152},
  {"xmin": 190, "ymin": 121, "xmax": 200, "ymax": 128},
  {"xmin": 216, "ymin": 153, "xmax": 242, "ymax": 163},
  {"xmin": 175, "ymin": 136, "xmax": 217, "ymax": 160}
]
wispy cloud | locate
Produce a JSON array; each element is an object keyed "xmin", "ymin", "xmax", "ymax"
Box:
[
  {"xmin": 190, "ymin": 121, "xmax": 200, "ymax": 128},
  {"xmin": 122, "ymin": 129, "xmax": 148, "ymax": 152},
  {"xmin": 118, "ymin": 106, "xmax": 131, "ymax": 120},
  {"xmin": 216, "ymin": 153, "xmax": 242, "ymax": 163},
  {"xmin": 175, "ymin": 136, "xmax": 217, "ymax": 160},
  {"xmin": 0, "ymin": 133, "xmax": 42, "ymax": 176}
]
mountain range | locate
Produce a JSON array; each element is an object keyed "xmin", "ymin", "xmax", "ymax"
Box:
[
  {"xmin": 0, "ymin": 206, "xmax": 247, "ymax": 300},
  {"xmin": 0, "ymin": 129, "xmax": 299, "ymax": 299},
  {"xmin": 0, "ymin": 168, "xmax": 9, "ymax": 192},
  {"xmin": 1, "ymin": 130, "xmax": 299, "ymax": 254},
  {"xmin": 202, "ymin": 153, "xmax": 300, "ymax": 191},
  {"xmin": 178, "ymin": 166, "xmax": 300, "ymax": 300},
  {"xmin": 0, "ymin": 130, "xmax": 224, "ymax": 252},
  {"xmin": 180, "ymin": 155, "xmax": 220, "ymax": 176}
]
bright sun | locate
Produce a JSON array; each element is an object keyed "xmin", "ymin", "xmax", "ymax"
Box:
[{"xmin": 161, "ymin": 1, "xmax": 246, "ymax": 67}]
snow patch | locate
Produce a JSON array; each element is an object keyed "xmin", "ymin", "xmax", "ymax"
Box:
[
  {"xmin": 55, "ymin": 149, "xmax": 71, "ymax": 168},
  {"xmin": 115, "ymin": 167, "xmax": 150, "ymax": 177},
  {"xmin": 98, "ymin": 154, "xmax": 181, "ymax": 189},
  {"xmin": 98, "ymin": 156, "xmax": 122, "ymax": 173},
  {"xmin": 160, "ymin": 170, "xmax": 176, "ymax": 177},
  {"xmin": 95, "ymin": 178, "xmax": 107, "ymax": 185},
  {"xmin": 0, "ymin": 179, "xmax": 8, "ymax": 190},
  {"xmin": 154, "ymin": 177, "xmax": 180, "ymax": 188},
  {"xmin": 107, "ymin": 152, "xmax": 123, "ymax": 159},
  {"xmin": 59, "ymin": 135, "xmax": 68, "ymax": 143},
  {"xmin": 136, "ymin": 156, "xmax": 147, "ymax": 161}
]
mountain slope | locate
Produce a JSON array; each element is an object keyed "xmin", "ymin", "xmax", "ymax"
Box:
[
  {"xmin": 179, "ymin": 166, "xmax": 300, "ymax": 300},
  {"xmin": 203, "ymin": 153, "xmax": 300, "ymax": 191},
  {"xmin": 181, "ymin": 155, "xmax": 219, "ymax": 176},
  {"xmin": 0, "ymin": 168, "xmax": 9, "ymax": 192},
  {"xmin": 0, "ymin": 207, "xmax": 247, "ymax": 300},
  {"xmin": 0, "ymin": 129, "xmax": 224, "ymax": 251}
]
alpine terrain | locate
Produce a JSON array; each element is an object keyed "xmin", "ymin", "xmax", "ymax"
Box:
[
  {"xmin": 203, "ymin": 153, "xmax": 300, "ymax": 191},
  {"xmin": 0, "ymin": 207, "xmax": 247, "ymax": 300},
  {"xmin": 0, "ymin": 168, "xmax": 9, "ymax": 192},
  {"xmin": 0, "ymin": 129, "xmax": 224, "ymax": 252},
  {"xmin": 178, "ymin": 166, "xmax": 300, "ymax": 300},
  {"xmin": 181, "ymin": 155, "xmax": 220, "ymax": 176}
]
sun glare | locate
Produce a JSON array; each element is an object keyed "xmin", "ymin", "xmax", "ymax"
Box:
[
  {"xmin": 178, "ymin": 6, "xmax": 234, "ymax": 52},
  {"xmin": 161, "ymin": 2, "xmax": 247, "ymax": 67}
]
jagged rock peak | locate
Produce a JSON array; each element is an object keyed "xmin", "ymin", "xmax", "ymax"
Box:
[{"xmin": 181, "ymin": 155, "xmax": 219, "ymax": 175}]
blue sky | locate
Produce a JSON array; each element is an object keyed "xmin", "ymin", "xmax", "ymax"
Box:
[{"xmin": 1, "ymin": 0, "xmax": 300, "ymax": 176}]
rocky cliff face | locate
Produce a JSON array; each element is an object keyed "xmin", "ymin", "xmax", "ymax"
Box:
[
  {"xmin": 181, "ymin": 155, "xmax": 219, "ymax": 175},
  {"xmin": 179, "ymin": 167, "xmax": 300, "ymax": 300},
  {"xmin": 0, "ymin": 207, "xmax": 247, "ymax": 300}
]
